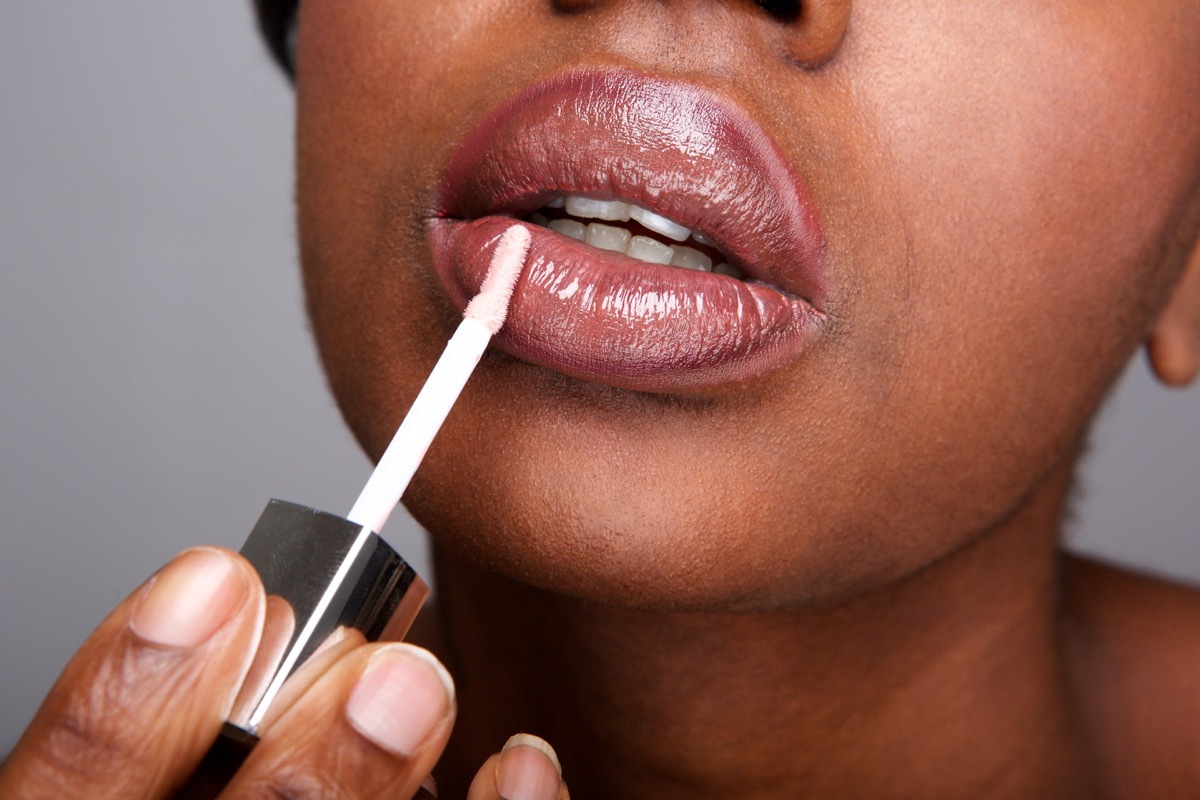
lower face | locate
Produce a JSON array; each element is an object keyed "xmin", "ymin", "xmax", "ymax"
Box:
[{"xmin": 293, "ymin": 0, "xmax": 1200, "ymax": 610}]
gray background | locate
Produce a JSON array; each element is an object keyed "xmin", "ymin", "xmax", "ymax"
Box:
[{"xmin": 1, "ymin": 3, "xmax": 1196, "ymax": 754}]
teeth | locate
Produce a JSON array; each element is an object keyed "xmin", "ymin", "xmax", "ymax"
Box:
[
  {"xmin": 671, "ymin": 245, "xmax": 712, "ymax": 272},
  {"xmin": 585, "ymin": 222, "xmax": 632, "ymax": 253},
  {"xmin": 549, "ymin": 218, "xmax": 586, "ymax": 241},
  {"xmin": 713, "ymin": 262, "xmax": 745, "ymax": 279},
  {"xmin": 566, "ymin": 196, "xmax": 631, "ymax": 222},
  {"xmin": 626, "ymin": 235, "xmax": 674, "ymax": 265},
  {"xmin": 560, "ymin": 194, "xmax": 691, "ymax": 242},
  {"xmin": 629, "ymin": 206, "xmax": 691, "ymax": 242},
  {"xmin": 534, "ymin": 194, "xmax": 743, "ymax": 278}
]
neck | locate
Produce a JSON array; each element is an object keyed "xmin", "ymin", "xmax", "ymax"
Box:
[{"xmin": 429, "ymin": 465, "xmax": 1097, "ymax": 799}]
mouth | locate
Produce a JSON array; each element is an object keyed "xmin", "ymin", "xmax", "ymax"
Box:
[{"xmin": 428, "ymin": 67, "xmax": 829, "ymax": 392}]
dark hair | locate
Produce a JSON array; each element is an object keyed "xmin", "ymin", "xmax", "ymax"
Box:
[{"xmin": 253, "ymin": 0, "xmax": 298, "ymax": 77}]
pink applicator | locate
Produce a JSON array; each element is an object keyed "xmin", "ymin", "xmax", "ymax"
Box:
[
  {"xmin": 348, "ymin": 224, "xmax": 531, "ymax": 534},
  {"xmin": 178, "ymin": 225, "xmax": 531, "ymax": 799}
]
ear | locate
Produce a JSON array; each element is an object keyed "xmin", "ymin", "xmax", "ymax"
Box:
[{"xmin": 1147, "ymin": 240, "xmax": 1200, "ymax": 387}]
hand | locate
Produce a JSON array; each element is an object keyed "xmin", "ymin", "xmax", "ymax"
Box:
[{"xmin": 0, "ymin": 547, "xmax": 569, "ymax": 799}]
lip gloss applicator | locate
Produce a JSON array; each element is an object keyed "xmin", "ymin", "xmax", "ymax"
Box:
[{"xmin": 177, "ymin": 224, "xmax": 532, "ymax": 799}]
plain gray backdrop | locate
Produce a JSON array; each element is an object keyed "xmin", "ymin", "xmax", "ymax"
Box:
[{"xmin": 1, "ymin": 3, "xmax": 1197, "ymax": 754}]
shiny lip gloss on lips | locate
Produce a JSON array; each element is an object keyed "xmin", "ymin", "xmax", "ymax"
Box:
[{"xmin": 429, "ymin": 66, "xmax": 830, "ymax": 393}]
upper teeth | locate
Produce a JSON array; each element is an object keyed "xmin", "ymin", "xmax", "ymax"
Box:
[
  {"xmin": 562, "ymin": 196, "xmax": 692, "ymax": 241},
  {"xmin": 529, "ymin": 194, "xmax": 743, "ymax": 278}
]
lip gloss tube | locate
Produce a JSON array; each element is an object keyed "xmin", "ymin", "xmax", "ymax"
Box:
[{"xmin": 174, "ymin": 500, "xmax": 428, "ymax": 799}]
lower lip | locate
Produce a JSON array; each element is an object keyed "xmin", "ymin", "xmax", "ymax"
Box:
[{"xmin": 429, "ymin": 216, "xmax": 824, "ymax": 392}]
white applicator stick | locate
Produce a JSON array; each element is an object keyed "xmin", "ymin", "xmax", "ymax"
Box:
[
  {"xmin": 346, "ymin": 224, "xmax": 532, "ymax": 535},
  {"xmin": 178, "ymin": 230, "xmax": 533, "ymax": 797}
]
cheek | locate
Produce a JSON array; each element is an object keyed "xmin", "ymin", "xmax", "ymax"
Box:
[
  {"xmin": 295, "ymin": 0, "xmax": 600, "ymax": 452},
  {"xmin": 293, "ymin": 1, "xmax": 495, "ymax": 450},
  {"xmin": 695, "ymin": 2, "xmax": 1200, "ymax": 605},
  {"xmin": 834, "ymin": 2, "xmax": 1200, "ymax": 456},
  {"xmin": 859, "ymin": 2, "xmax": 1200, "ymax": 333}
]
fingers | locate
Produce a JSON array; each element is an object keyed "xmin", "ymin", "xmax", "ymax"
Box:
[
  {"xmin": 467, "ymin": 735, "xmax": 569, "ymax": 800},
  {"xmin": 222, "ymin": 642, "xmax": 456, "ymax": 800},
  {"xmin": 0, "ymin": 548, "xmax": 265, "ymax": 800},
  {"xmin": 2, "ymin": 544, "xmax": 559, "ymax": 800}
]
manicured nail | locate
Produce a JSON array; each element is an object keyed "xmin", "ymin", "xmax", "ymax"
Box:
[
  {"xmin": 346, "ymin": 645, "xmax": 455, "ymax": 757},
  {"xmin": 496, "ymin": 734, "xmax": 563, "ymax": 800},
  {"xmin": 130, "ymin": 548, "xmax": 248, "ymax": 648}
]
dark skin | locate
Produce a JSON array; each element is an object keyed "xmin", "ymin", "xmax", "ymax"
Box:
[
  {"xmin": 3, "ymin": 2, "xmax": 1199, "ymax": 798},
  {"xmin": 301, "ymin": 0, "xmax": 1200, "ymax": 611},
  {"xmin": 296, "ymin": 1, "xmax": 1200, "ymax": 796}
]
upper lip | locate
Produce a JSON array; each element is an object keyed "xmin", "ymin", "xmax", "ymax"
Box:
[{"xmin": 433, "ymin": 66, "xmax": 828, "ymax": 310}]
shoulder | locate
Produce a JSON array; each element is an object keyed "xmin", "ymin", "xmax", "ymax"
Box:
[
  {"xmin": 1061, "ymin": 554, "xmax": 1200, "ymax": 797},
  {"xmin": 1063, "ymin": 554, "xmax": 1200, "ymax": 678}
]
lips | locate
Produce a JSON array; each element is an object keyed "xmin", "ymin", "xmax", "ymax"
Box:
[{"xmin": 428, "ymin": 67, "xmax": 828, "ymax": 392}]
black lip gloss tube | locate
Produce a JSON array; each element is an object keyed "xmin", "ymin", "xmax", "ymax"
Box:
[{"xmin": 173, "ymin": 499, "xmax": 429, "ymax": 799}]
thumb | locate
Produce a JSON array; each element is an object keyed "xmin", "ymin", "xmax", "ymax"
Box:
[{"xmin": 0, "ymin": 547, "xmax": 264, "ymax": 799}]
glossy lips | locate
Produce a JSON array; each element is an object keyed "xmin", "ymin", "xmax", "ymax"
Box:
[{"xmin": 429, "ymin": 67, "xmax": 828, "ymax": 392}]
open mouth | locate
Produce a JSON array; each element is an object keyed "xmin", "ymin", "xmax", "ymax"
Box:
[
  {"xmin": 526, "ymin": 195, "xmax": 746, "ymax": 280},
  {"xmin": 428, "ymin": 67, "xmax": 828, "ymax": 393}
]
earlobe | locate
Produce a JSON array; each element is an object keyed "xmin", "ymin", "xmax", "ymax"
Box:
[{"xmin": 1147, "ymin": 241, "xmax": 1200, "ymax": 387}]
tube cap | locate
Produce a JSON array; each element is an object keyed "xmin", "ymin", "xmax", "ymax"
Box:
[
  {"xmin": 175, "ymin": 500, "xmax": 427, "ymax": 799},
  {"xmin": 228, "ymin": 499, "xmax": 428, "ymax": 733}
]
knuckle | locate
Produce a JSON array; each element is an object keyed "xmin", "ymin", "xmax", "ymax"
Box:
[
  {"xmin": 26, "ymin": 642, "xmax": 188, "ymax": 788},
  {"xmin": 238, "ymin": 769, "xmax": 354, "ymax": 800},
  {"xmin": 24, "ymin": 709, "xmax": 143, "ymax": 795},
  {"xmin": 237, "ymin": 746, "xmax": 412, "ymax": 800}
]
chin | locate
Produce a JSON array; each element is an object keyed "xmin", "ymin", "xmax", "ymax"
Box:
[{"xmin": 398, "ymin": 436, "xmax": 962, "ymax": 614}]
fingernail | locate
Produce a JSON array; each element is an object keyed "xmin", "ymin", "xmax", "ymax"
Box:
[
  {"xmin": 130, "ymin": 548, "xmax": 248, "ymax": 648},
  {"xmin": 496, "ymin": 734, "xmax": 563, "ymax": 800},
  {"xmin": 346, "ymin": 645, "xmax": 455, "ymax": 757}
]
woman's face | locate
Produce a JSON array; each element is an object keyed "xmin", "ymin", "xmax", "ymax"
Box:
[{"xmin": 294, "ymin": 1, "xmax": 1200, "ymax": 610}]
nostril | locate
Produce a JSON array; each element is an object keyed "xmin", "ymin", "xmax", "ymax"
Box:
[
  {"xmin": 771, "ymin": 0, "xmax": 851, "ymax": 68},
  {"xmin": 756, "ymin": 0, "xmax": 802, "ymax": 23},
  {"xmin": 550, "ymin": 0, "xmax": 603, "ymax": 13}
]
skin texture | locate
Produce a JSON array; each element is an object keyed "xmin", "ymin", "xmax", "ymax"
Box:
[
  {"xmin": 297, "ymin": 1, "xmax": 1200, "ymax": 611},
  {"xmin": 292, "ymin": 0, "xmax": 1200, "ymax": 797}
]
